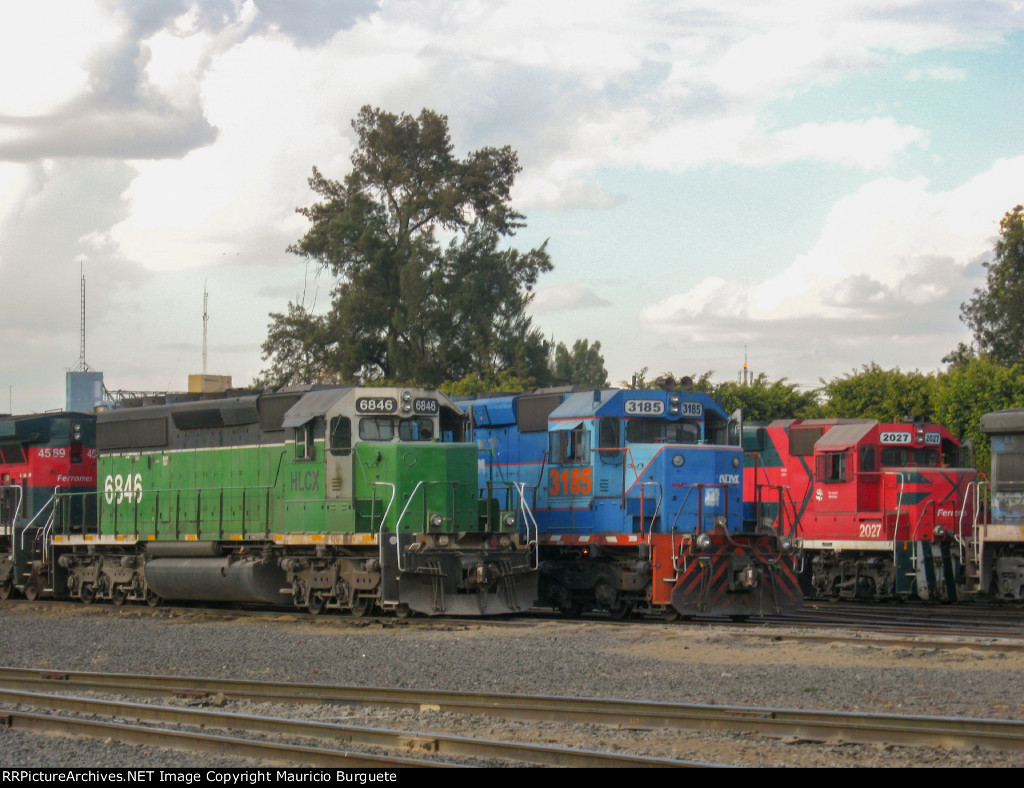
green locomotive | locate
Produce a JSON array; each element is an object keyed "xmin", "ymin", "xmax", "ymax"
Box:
[{"xmin": 50, "ymin": 386, "xmax": 538, "ymax": 616}]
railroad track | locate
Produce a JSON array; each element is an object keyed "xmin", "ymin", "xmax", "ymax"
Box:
[
  {"xmin": 1, "ymin": 667, "xmax": 1023, "ymax": 756},
  {"xmin": 0, "ymin": 670, "xmax": 707, "ymax": 768}
]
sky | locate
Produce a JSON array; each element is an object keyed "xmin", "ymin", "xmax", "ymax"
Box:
[{"xmin": 2, "ymin": 0, "xmax": 1024, "ymax": 412}]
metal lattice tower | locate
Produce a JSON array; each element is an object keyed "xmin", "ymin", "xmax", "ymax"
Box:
[
  {"xmin": 73, "ymin": 266, "xmax": 91, "ymax": 372},
  {"xmin": 202, "ymin": 285, "xmax": 209, "ymax": 380}
]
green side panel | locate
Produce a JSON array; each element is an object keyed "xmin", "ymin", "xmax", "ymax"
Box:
[
  {"xmin": 97, "ymin": 445, "xmax": 287, "ymax": 540},
  {"xmin": 98, "ymin": 440, "xmax": 484, "ymax": 539},
  {"xmin": 352, "ymin": 442, "xmax": 480, "ymax": 534}
]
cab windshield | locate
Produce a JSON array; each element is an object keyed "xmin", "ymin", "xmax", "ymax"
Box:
[
  {"xmin": 880, "ymin": 447, "xmax": 940, "ymax": 467},
  {"xmin": 625, "ymin": 419, "xmax": 701, "ymax": 445},
  {"xmin": 359, "ymin": 417, "xmax": 435, "ymax": 442}
]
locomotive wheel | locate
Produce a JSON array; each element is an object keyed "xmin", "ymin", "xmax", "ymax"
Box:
[
  {"xmin": 0, "ymin": 581, "xmax": 11, "ymax": 600},
  {"xmin": 307, "ymin": 595, "xmax": 326, "ymax": 616},
  {"xmin": 79, "ymin": 584, "xmax": 96, "ymax": 605},
  {"xmin": 145, "ymin": 590, "xmax": 162, "ymax": 607},
  {"xmin": 394, "ymin": 603, "xmax": 412, "ymax": 619},
  {"xmin": 558, "ymin": 600, "xmax": 583, "ymax": 618},
  {"xmin": 609, "ymin": 601, "xmax": 633, "ymax": 620},
  {"xmin": 112, "ymin": 588, "xmax": 127, "ymax": 606},
  {"xmin": 23, "ymin": 584, "xmax": 39, "ymax": 602},
  {"xmin": 663, "ymin": 607, "xmax": 681, "ymax": 622},
  {"xmin": 351, "ymin": 597, "xmax": 375, "ymax": 617}
]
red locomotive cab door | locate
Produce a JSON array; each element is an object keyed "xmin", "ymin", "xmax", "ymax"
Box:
[{"xmin": 857, "ymin": 445, "xmax": 882, "ymax": 515}]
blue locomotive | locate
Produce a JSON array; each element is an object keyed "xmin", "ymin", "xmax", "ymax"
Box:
[{"xmin": 463, "ymin": 387, "xmax": 802, "ymax": 618}]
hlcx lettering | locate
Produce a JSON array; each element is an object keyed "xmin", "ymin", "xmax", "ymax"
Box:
[{"xmin": 290, "ymin": 469, "xmax": 321, "ymax": 493}]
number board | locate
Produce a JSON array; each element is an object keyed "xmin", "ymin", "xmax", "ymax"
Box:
[
  {"xmin": 356, "ymin": 397, "xmax": 397, "ymax": 414},
  {"xmin": 879, "ymin": 431, "xmax": 912, "ymax": 445},
  {"xmin": 624, "ymin": 400, "xmax": 665, "ymax": 416},
  {"xmin": 925, "ymin": 433, "xmax": 941, "ymax": 445},
  {"xmin": 413, "ymin": 398, "xmax": 439, "ymax": 415},
  {"xmin": 677, "ymin": 402, "xmax": 704, "ymax": 418}
]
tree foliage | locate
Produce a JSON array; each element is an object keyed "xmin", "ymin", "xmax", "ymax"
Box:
[
  {"xmin": 818, "ymin": 363, "xmax": 936, "ymax": 422},
  {"xmin": 931, "ymin": 356, "xmax": 1024, "ymax": 474},
  {"xmin": 260, "ymin": 106, "xmax": 553, "ymax": 386},
  {"xmin": 959, "ymin": 205, "xmax": 1024, "ymax": 366},
  {"xmin": 253, "ymin": 302, "xmax": 336, "ymax": 387},
  {"xmin": 713, "ymin": 374, "xmax": 821, "ymax": 422},
  {"xmin": 550, "ymin": 339, "xmax": 609, "ymax": 387},
  {"xmin": 622, "ymin": 368, "xmax": 820, "ymax": 422}
]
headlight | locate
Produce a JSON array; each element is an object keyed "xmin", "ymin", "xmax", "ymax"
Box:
[
  {"xmin": 503, "ymin": 514, "xmax": 516, "ymax": 528},
  {"xmin": 714, "ymin": 515, "xmax": 727, "ymax": 530},
  {"xmin": 430, "ymin": 513, "xmax": 444, "ymax": 528},
  {"xmin": 933, "ymin": 525, "xmax": 945, "ymax": 539},
  {"xmin": 779, "ymin": 535, "xmax": 794, "ymax": 553},
  {"xmin": 499, "ymin": 535, "xmax": 511, "ymax": 548},
  {"xmin": 732, "ymin": 456, "xmax": 741, "ymax": 469},
  {"xmin": 672, "ymin": 454, "xmax": 685, "ymax": 467},
  {"xmin": 695, "ymin": 532, "xmax": 712, "ymax": 551},
  {"xmin": 437, "ymin": 534, "xmax": 450, "ymax": 547}
]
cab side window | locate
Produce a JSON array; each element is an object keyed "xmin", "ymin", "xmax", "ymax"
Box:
[
  {"xmin": 295, "ymin": 423, "xmax": 315, "ymax": 460},
  {"xmin": 329, "ymin": 417, "xmax": 352, "ymax": 456},
  {"xmin": 817, "ymin": 451, "xmax": 847, "ymax": 482}
]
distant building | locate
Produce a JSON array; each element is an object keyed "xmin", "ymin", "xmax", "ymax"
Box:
[{"xmin": 188, "ymin": 374, "xmax": 233, "ymax": 394}]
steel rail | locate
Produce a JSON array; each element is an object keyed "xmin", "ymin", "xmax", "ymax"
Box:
[
  {"xmin": 1, "ymin": 708, "xmax": 449, "ymax": 768},
  {"xmin": 0, "ymin": 688, "xmax": 703, "ymax": 768},
  {"xmin": 1, "ymin": 667, "xmax": 1022, "ymax": 752}
]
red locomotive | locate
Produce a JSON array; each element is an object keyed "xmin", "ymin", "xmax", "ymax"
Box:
[
  {"xmin": 744, "ymin": 417, "xmax": 977, "ymax": 601},
  {"xmin": 0, "ymin": 412, "xmax": 97, "ymax": 599}
]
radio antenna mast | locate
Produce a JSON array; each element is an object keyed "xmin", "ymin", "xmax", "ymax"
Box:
[
  {"xmin": 202, "ymin": 284, "xmax": 209, "ymax": 381},
  {"xmin": 73, "ymin": 263, "xmax": 91, "ymax": 372}
]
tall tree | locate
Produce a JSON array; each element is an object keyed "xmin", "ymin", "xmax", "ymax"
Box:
[
  {"xmin": 550, "ymin": 339, "xmax": 609, "ymax": 387},
  {"xmin": 260, "ymin": 106, "xmax": 552, "ymax": 386},
  {"xmin": 959, "ymin": 205, "xmax": 1024, "ymax": 366},
  {"xmin": 932, "ymin": 356, "xmax": 1024, "ymax": 474}
]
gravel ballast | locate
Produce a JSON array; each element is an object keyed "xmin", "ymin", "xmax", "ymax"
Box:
[{"xmin": 2, "ymin": 602, "xmax": 1023, "ymax": 768}]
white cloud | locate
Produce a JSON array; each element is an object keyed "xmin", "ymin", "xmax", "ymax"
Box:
[
  {"xmin": 906, "ymin": 66, "xmax": 968, "ymax": 81},
  {"xmin": 639, "ymin": 156, "xmax": 1024, "ymax": 382},
  {"xmin": 531, "ymin": 285, "xmax": 612, "ymax": 314},
  {"xmin": 0, "ymin": 3, "xmax": 118, "ymax": 115},
  {"xmin": 4, "ymin": 0, "xmax": 1024, "ymax": 405}
]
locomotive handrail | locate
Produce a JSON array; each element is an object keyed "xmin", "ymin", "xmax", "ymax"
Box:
[
  {"xmin": 0, "ymin": 483, "xmax": 24, "ymax": 531},
  {"xmin": 744, "ymin": 450, "xmax": 806, "ymax": 541},
  {"xmin": 19, "ymin": 488, "xmax": 58, "ymax": 556},
  {"xmin": 636, "ymin": 482, "xmax": 663, "ymax": 537},
  {"xmin": 885, "ymin": 471, "xmax": 909, "ymax": 572},
  {"xmin": 512, "ymin": 481, "xmax": 541, "ymax": 569},
  {"xmin": 968, "ymin": 478, "xmax": 992, "ymax": 560},
  {"xmin": 30, "ymin": 487, "xmax": 61, "ymax": 573},
  {"xmin": 371, "ymin": 481, "xmax": 397, "ymax": 535},
  {"xmin": 950, "ymin": 476, "xmax": 983, "ymax": 569},
  {"xmin": 98, "ymin": 483, "xmax": 276, "ymax": 538},
  {"xmin": 667, "ymin": 485, "xmax": 698, "ymax": 575}
]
